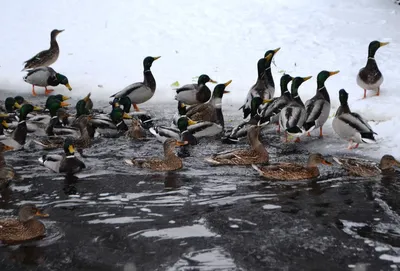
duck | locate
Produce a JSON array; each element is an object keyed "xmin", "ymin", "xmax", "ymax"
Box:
[
  {"xmin": 22, "ymin": 29, "xmax": 64, "ymax": 70},
  {"xmin": 222, "ymin": 97, "xmax": 268, "ymax": 143},
  {"xmin": 303, "ymin": 70, "xmax": 340, "ymax": 137},
  {"xmin": 0, "ymin": 104, "xmax": 36, "ymax": 150},
  {"xmin": 205, "ymin": 125, "xmax": 269, "ymax": 165},
  {"xmin": 279, "ymin": 76, "xmax": 312, "ymax": 142},
  {"xmin": 0, "ymin": 142, "xmax": 15, "ymax": 189},
  {"xmin": 94, "ymin": 105, "xmax": 133, "ymax": 138},
  {"xmin": 110, "ymin": 96, "xmax": 153, "ymax": 127},
  {"xmin": 357, "ymin": 41, "xmax": 389, "ymax": 99},
  {"xmin": 23, "ymin": 66, "xmax": 72, "ymax": 96},
  {"xmin": 126, "ymin": 118, "xmax": 147, "ymax": 140},
  {"xmin": 258, "ymin": 74, "xmax": 293, "ymax": 132},
  {"xmin": 45, "ymin": 107, "xmax": 79, "ymax": 138},
  {"xmin": 239, "ymin": 54, "xmax": 270, "ymax": 119},
  {"xmin": 38, "ymin": 138, "xmax": 86, "ymax": 175},
  {"xmin": 1, "ymin": 97, "xmax": 22, "ymax": 113},
  {"xmin": 262, "ymin": 48, "xmax": 281, "ymax": 100},
  {"xmin": 0, "ymin": 116, "xmax": 9, "ymax": 138},
  {"xmin": 149, "ymin": 116, "xmax": 198, "ymax": 144},
  {"xmin": 0, "ymin": 204, "xmax": 49, "ymax": 244},
  {"xmin": 171, "ymin": 101, "xmax": 187, "ymax": 127},
  {"xmin": 333, "ymin": 154, "xmax": 400, "ymax": 177},
  {"xmin": 332, "ymin": 89, "xmax": 376, "ymax": 149},
  {"xmin": 252, "ymin": 153, "xmax": 331, "ymax": 181},
  {"xmin": 110, "ymin": 56, "xmax": 160, "ymax": 111},
  {"xmin": 45, "ymin": 94, "xmax": 70, "ymax": 111},
  {"xmin": 125, "ymin": 138, "xmax": 187, "ymax": 171},
  {"xmin": 34, "ymin": 115, "xmax": 93, "ymax": 150},
  {"xmin": 174, "ymin": 74, "xmax": 217, "ymax": 105},
  {"xmin": 186, "ymin": 80, "xmax": 231, "ymax": 128}
]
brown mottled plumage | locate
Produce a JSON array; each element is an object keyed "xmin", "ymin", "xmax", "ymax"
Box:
[
  {"xmin": 205, "ymin": 125, "xmax": 269, "ymax": 165},
  {"xmin": 333, "ymin": 154, "xmax": 400, "ymax": 177},
  {"xmin": 0, "ymin": 204, "xmax": 49, "ymax": 244},
  {"xmin": 125, "ymin": 119, "xmax": 146, "ymax": 140},
  {"xmin": 0, "ymin": 143, "xmax": 15, "ymax": 189},
  {"xmin": 22, "ymin": 29, "xmax": 64, "ymax": 70},
  {"xmin": 252, "ymin": 153, "xmax": 331, "ymax": 181},
  {"xmin": 125, "ymin": 138, "xmax": 187, "ymax": 171}
]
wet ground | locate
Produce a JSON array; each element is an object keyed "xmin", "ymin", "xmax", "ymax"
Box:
[{"xmin": 1, "ymin": 95, "xmax": 400, "ymax": 271}]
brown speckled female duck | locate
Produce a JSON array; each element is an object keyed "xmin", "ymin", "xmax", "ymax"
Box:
[
  {"xmin": 0, "ymin": 142, "xmax": 15, "ymax": 189},
  {"xmin": 22, "ymin": 29, "xmax": 64, "ymax": 70},
  {"xmin": 252, "ymin": 153, "xmax": 331, "ymax": 181},
  {"xmin": 0, "ymin": 204, "xmax": 49, "ymax": 244},
  {"xmin": 205, "ymin": 125, "xmax": 269, "ymax": 165},
  {"xmin": 125, "ymin": 138, "xmax": 187, "ymax": 171},
  {"xmin": 333, "ymin": 155, "xmax": 400, "ymax": 177}
]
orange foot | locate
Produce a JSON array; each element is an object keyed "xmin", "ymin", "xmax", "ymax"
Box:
[
  {"xmin": 307, "ymin": 132, "xmax": 311, "ymax": 137},
  {"xmin": 294, "ymin": 137, "xmax": 301, "ymax": 143},
  {"xmin": 133, "ymin": 103, "xmax": 140, "ymax": 112},
  {"xmin": 362, "ymin": 89, "xmax": 366, "ymax": 99},
  {"xmin": 45, "ymin": 88, "xmax": 54, "ymax": 95},
  {"xmin": 32, "ymin": 86, "xmax": 37, "ymax": 97}
]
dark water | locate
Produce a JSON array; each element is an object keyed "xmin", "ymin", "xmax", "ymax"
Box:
[{"xmin": 1, "ymin": 97, "xmax": 400, "ymax": 271}]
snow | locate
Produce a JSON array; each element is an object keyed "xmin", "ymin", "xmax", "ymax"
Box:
[{"xmin": 1, "ymin": 0, "xmax": 400, "ymax": 159}]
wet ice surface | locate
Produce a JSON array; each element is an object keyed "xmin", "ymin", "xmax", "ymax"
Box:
[{"xmin": 1, "ymin": 98, "xmax": 400, "ymax": 270}]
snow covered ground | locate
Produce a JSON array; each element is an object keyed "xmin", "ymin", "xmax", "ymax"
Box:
[{"xmin": 0, "ymin": 0, "xmax": 399, "ymax": 159}]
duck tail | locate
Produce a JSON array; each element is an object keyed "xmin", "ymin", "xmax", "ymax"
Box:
[
  {"xmin": 332, "ymin": 157, "xmax": 343, "ymax": 165},
  {"xmin": 361, "ymin": 133, "xmax": 376, "ymax": 144},
  {"xmin": 251, "ymin": 164, "xmax": 263, "ymax": 175},
  {"xmin": 204, "ymin": 157, "xmax": 220, "ymax": 165},
  {"xmin": 302, "ymin": 122, "xmax": 316, "ymax": 133},
  {"xmin": 124, "ymin": 159, "xmax": 134, "ymax": 165},
  {"xmin": 286, "ymin": 126, "xmax": 304, "ymax": 135}
]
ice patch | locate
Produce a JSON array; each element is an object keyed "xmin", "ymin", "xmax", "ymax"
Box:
[{"xmin": 131, "ymin": 224, "xmax": 219, "ymax": 240}]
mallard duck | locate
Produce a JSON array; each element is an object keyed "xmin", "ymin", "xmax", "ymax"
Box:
[
  {"xmin": 303, "ymin": 70, "xmax": 340, "ymax": 137},
  {"xmin": 239, "ymin": 54, "xmax": 270, "ymax": 119},
  {"xmin": 332, "ymin": 89, "xmax": 376, "ymax": 149},
  {"xmin": 126, "ymin": 118, "xmax": 147, "ymax": 140},
  {"xmin": 2, "ymin": 97, "xmax": 22, "ymax": 113},
  {"xmin": 45, "ymin": 107, "xmax": 79, "ymax": 138},
  {"xmin": 23, "ymin": 66, "xmax": 72, "ymax": 96},
  {"xmin": 149, "ymin": 116, "xmax": 198, "ymax": 144},
  {"xmin": 262, "ymin": 48, "xmax": 280, "ymax": 99},
  {"xmin": 279, "ymin": 76, "xmax": 312, "ymax": 142},
  {"xmin": 110, "ymin": 56, "xmax": 161, "ymax": 111},
  {"xmin": 258, "ymin": 74, "xmax": 293, "ymax": 132},
  {"xmin": 205, "ymin": 125, "xmax": 269, "ymax": 165},
  {"xmin": 174, "ymin": 74, "xmax": 217, "ymax": 105},
  {"xmin": 0, "ymin": 142, "xmax": 15, "ymax": 189},
  {"xmin": 333, "ymin": 155, "xmax": 400, "ymax": 177},
  {"xmin": 252, "ymin": 153, "xmax": 331, "ymax": 181},
  {"xmin": 0, "ymin": 204, "xmax": 49, "ymax": 244},
  {"xmin": 171, "ymin": 101, "xmax": 187, "ymax": 127},
  {"xmin": 38, "ymin": 138, "xmax": 86, "ymax": 175},
  {"xmin": 22, "ymin": 29, "xmax": 64, "ymax": 70},
  {"xmin": 125, "ymin": 138, "xmax": 187, "ymax": 171},
  {"xmin": 186, "ymin": 80, "xmax": 231, "ymax": 128},
  {"xmin": 35, "ymin": 115, "xmax": 93, "ymax": 150},
  {"xmin": 357, "ymin": 41, "xmax": 389, "ymax": 99},
  {"xmin": 45, "ymin": 94, "xmax": 70, "ymax": 111},
  {"xmin": 0, "ymin": 116, "xmax": 9, "ymax": 138},
  {"xmin": 91, "ymin": 103, "xmax": 132, "ymax": 138},
  {"xmin": 0, "ymin": 104, "xmax": 36, "ymax": 150}
]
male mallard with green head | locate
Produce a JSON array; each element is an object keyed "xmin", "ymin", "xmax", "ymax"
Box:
[
  {"xmin": 23, "ymin": 67, "xmax": 72, "ymax": 96},
  {"xmin": 279, "ymin": 76, "xmax": 312, "ymax": 142},
  {"xmin": 125, "ymin": 138, "xmax": 188, "ymax": 171},
  {"xmin": 303, "ymin": 70, "xmax": 340, "ymax": 137},
  {"xmin": 110, "ymin": 56, "xmax": 161, "ymax": 112},
  {"xmin": 186, "ymin": 80, "xmax": 232, "ymax": 127},
  {"xmin": 22, "ymin": 29, "xmax": 64, "ymax": 70},
  {"xmin": 357, "ymin": 40, "xmax": 389, "ymax": 99},
  {"xmin": 175, "ymin": 74, "xmax": 217, "ymax": 105},
  {"xmin": 38, "ymin": 138, "xmax": 86, "ymax": 175},
  {"xmin": 333, "ymin": 154, "xmax": 400, "ymax": 177},
  {"xmin": 0, "ymin": 204, "xmax": 49, "ymax": 244},
  {"xmin": 252, "ymin": 153, "xmax": 331, "ymax": 181},
  {"xmin": 332, "ymin": 89, "xmax": 376, "ymax": 149}
]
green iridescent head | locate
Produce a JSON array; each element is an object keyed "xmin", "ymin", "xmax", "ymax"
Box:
[
  {"xmin": 368, "ymin": 40, "xmax": 389, "ymax": 58},
  {"xmin": 291, "ymin": 76, "xmax": 312, "ymax": 97},
  {"xmin": 19, "ymin": 104, "xmax": 34, "ymax": 121},
  {"xmin": 177, "ymin": 116, "xmax": 197, "ymax": 132},
  {"xmin": 338, "ymin": 89, "xmax": 348, "ymax": 105},
  {"xmin": 55, "ymin": 73, "xmax": 72, "ymax": 90},
  {"xmin": 316, "ymin": 70, "xmax": 340, "ymax": 88},
  {"xmin": 143, "ymin": 56, "xmax": 161, "ymax": 70}
]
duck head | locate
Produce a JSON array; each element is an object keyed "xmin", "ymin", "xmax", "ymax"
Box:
[
  {"xmin": 280, "ymin": 74, "xmax": 293, "ymax": 95},
  {"xmin": 198, "ymin": 74, "xmax": 217, "ymax": 85},
  {"xmin": 143, "ymin": 56, "xmax": 161, "ymax": 70},
  {"xmin": 18, "ymin": 204, "xmax": 49, "ymax": 223},
  {"xmin": 368, "ymin": 40, "xmax": 389, "ymax": 58},
  {"xmin": 380, "ymin": 155, "xmax": 400, "ymax": 170},
  {"xmin": 307, "ymin": 153, "xmax": 332, "ymax": 167},
  {"xmin": 291, "ymin": 76, "xmax": 312, "ymax": 99}
]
